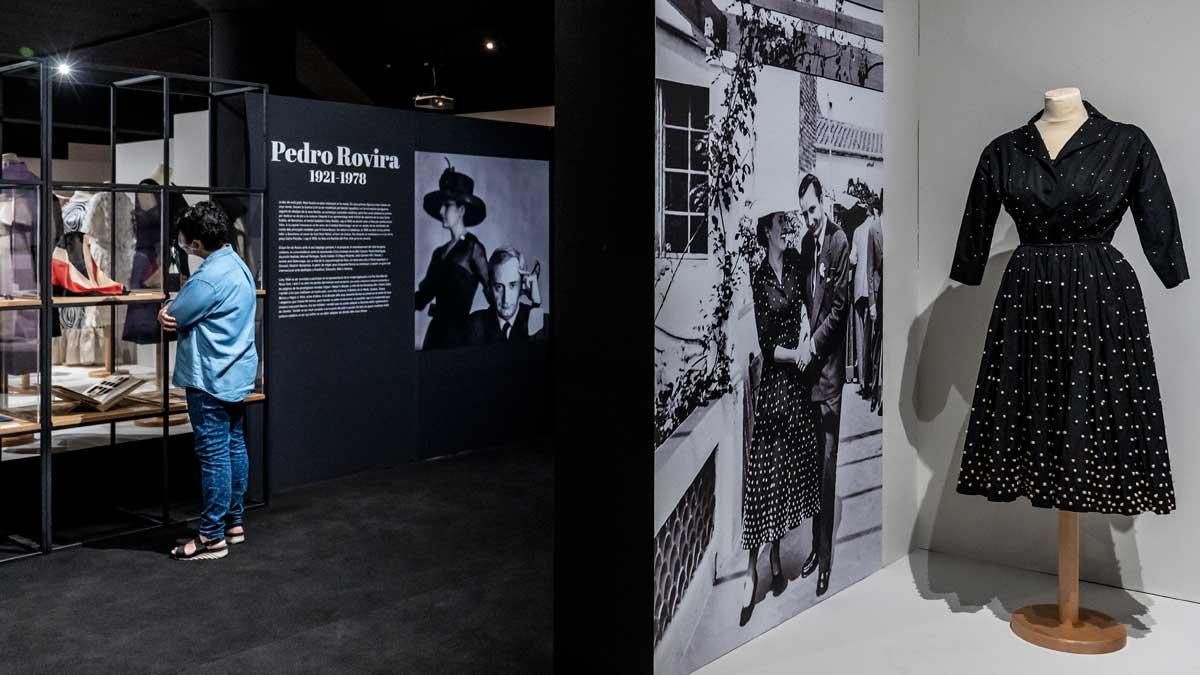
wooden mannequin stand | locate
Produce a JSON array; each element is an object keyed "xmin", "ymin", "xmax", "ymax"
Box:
[
  {"xmin": 87, "ymin": 335, "xmax": 128, "ymax": 379},
  {"xmin": 1009, "ymin": 510, "xmax": 1126, "ymax": 654},
  {"xmin": 133, "ymin": 343, "xmax": 187, "ymax": 427}
]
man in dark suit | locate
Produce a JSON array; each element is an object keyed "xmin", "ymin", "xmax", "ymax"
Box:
[
  {"xmin": 466, "ymin": 246, "xmax": 545, "ymax": 344},
  {"xmin": 794, "ymin": 173, "xmax": 851, "ymax": 596}
]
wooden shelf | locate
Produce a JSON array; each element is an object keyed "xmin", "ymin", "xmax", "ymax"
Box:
[
  {"xmin": 53, "ymin": 292, "xmax": 166, "ymax": 307},
  {"xmin": 0, "ymin": 390, "xmax": 266, "ymax": 438},
  {"xmin": 0, "ymin": 297, "xmax": 41, "ymax": 310},
  {"xmin": 165, "ymin": 290, "xmax": 266, "ymax": 300},
  {"xmin": 51, "ymin": 401, "xmax": 178, "ymax": 431},
  {"xmin": 0, "ymin": 417, "xmax": 39, "ymax": 438}
]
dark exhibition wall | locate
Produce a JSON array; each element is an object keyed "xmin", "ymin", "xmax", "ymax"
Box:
[
  {"xmin": 265, "ymin": 94, "xmax": 552, "ymax": 490},
  {"xmin": 264, "ymin": 95, "xmax": 418, "ymax": 489},
  {"xmin": 553, "ymin": 0, "xmax": 654, "ymax": 672},
  {"xmin": 413, "ymin": 114, "xmax": 552, "ymax": 460}
]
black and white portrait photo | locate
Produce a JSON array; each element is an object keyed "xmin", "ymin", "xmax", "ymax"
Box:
[
  {"xmin": 653, "ymin": 1, "xmax": 884, "ymax": 673},
  {"xmin": 413, "ymin": 151, "xmax": 550, "ymax": 351}
]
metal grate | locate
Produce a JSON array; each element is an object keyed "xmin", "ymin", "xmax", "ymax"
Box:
[{"xmin": 653, "ymin": 449, "xmax": 716, "ymax": 647}]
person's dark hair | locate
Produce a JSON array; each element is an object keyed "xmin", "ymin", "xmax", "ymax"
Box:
[
  {"xmin": 756, "ymin": 212, "xmax": 778, "ymax": 248},
  {"xmin": 798, "ymin": 173, "xmax": 823, "ymax": 204},
  {"xmin": 176, "ymin": 201, "xmax": 230, "ymax": 251}
]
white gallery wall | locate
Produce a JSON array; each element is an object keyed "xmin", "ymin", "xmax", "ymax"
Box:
[
  {"xmin": 910, "ymin": 0, "xmax": 1200, "ymax": 602},
  {"xmin": 880, "ymin": 0, "xmax": 921, "ymax": 567}
]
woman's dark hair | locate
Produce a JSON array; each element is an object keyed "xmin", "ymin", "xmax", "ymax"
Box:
[
  {"xmin": 176, "ymin": 201, "xmax": 230, "ymax": 251},
  {"xmin": 798, "ymin": 172, "xmax": 823, "ymax": 203},
  {"xmin": 756, "ymin": 212, "xmax": 778, "ymax": 248}
]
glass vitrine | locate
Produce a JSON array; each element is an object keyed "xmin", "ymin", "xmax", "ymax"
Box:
[{"xmin": 0, "ymin": 57, "xmax": 269, "ymax": 559}]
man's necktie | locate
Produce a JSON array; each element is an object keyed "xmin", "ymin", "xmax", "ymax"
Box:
[
  {"xmin": 812, "ymin": 235, "xmax": 821, "ymax": 298},
  {"xmin": 502, "ymin": 321, "xmax": 511, "ymax": 340}
]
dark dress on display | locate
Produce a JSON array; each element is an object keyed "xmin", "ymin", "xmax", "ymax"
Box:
[
  {"xmin": 415, "ymin": 232, "xmax": 489, "ymax": 350},
  {"xmin": 123, "ymin": 183, "xmax": 189, "ymax": 344},
  {"xmin": 743, "ymin": 248, "xmax": 821, "ymax": 550},
  {"xmin": 950, "ymin": 100, "xmax": 1188, "ymax": 515}
]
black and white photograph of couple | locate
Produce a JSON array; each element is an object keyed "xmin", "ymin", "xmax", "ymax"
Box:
[
  {"xmin": 653, "ymin": 1, "xmax": 884, "ymax": 672},
  {"xmin": 413, "ymin": 151, "xmax": 550, "ymax": 351},
  {"xmin": 742, "ymin": 171, "xmax": 883, "ymax": 616}
]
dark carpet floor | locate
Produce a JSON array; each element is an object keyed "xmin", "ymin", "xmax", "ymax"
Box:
[{"xmin": 0, "ymin": 443, "xmax": 554, "ymax": 674}]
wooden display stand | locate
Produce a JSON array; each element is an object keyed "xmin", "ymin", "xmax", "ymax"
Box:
[
  {"xmin": 87, "ymin": 335, "xmax": 128, "ymax": 379},
  {"xmin": 10, "ymin": 373, "xmax": 37, "ymax": 395},
  {"xmin": 1009, "ymin": 510, "xmax": 1126, "ymax": 654},
  {"xmin": 132, "ymin": 344, "xmax": 187, "ymax": 427}
]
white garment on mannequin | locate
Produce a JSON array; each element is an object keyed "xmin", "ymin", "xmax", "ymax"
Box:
[{"xmin": 1032, "ymin": 87, "xmax": 1088, "ymax": 160}]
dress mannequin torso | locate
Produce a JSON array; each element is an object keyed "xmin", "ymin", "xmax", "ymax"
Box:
[{"xmin": 1032, "ymin": 87, "xmax": 1088, "ymax": 160}]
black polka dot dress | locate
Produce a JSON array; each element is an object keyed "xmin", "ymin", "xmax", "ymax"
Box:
[
  {"xmin": 744, "ymin": 248, "xmax": 821, "ymax": 550},
  {"xmin": 950, "ymin": 100, "xmax": 1189, "ymax": 515}
]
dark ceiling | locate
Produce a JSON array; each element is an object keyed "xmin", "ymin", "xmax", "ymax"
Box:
[{"xmin": 0, "ymin": 0, "xmax": 553, "ymax": 113}]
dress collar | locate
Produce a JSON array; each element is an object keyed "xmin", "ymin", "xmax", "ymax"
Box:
[{"xmin": 1019, "ymin": 99, "xmax": 1112, "ymax": 165}]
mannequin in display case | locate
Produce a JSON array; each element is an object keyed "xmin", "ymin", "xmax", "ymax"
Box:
[{"xmin": 950, "ymin": 87, "xmax": 1188, "ymax": 653}]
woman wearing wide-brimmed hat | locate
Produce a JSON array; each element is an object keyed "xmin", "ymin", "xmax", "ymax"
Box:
[
  {"xmin": 741, "ymin": 210, "xmax": 821, "ymax": 620},
  {"xmin": 415, "ymin": 159, "xmax": 491, "ymax": 350}
]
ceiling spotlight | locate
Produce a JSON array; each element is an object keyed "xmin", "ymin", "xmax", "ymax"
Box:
[
  {"xmin": 484, "ymin": 39, "xmax": 496, "ymax": 51},
  {"xmin": 55, "ymin": 62, "xmax": 72, "ymax": 76}
]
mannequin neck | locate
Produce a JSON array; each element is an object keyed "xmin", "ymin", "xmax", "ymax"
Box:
[{"xmin": 1039, "ymin": 88, "xmax": 1087, "ymax": 124}]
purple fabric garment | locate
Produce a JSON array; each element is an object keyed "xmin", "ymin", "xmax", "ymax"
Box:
[
  {"xmin": 1, "ymin": 161, "xmax": 42, "ymax": 375},
  {"xmin": 2, "ymin": 161, "xmax": 38, "ymax": 292}
]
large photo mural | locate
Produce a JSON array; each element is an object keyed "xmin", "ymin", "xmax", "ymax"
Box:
[{"xmin": 653, "ymin": 1, "xmax": 885, "ymax": 672}]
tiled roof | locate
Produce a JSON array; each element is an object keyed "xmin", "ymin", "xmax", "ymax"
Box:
[{"xmin": 815, "ymin": 116, "xmax": 883, "ymax": 160}]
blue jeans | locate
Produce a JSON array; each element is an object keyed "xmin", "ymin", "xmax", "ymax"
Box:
[{"xmin": 186, "ymin": 388, "xmax": 248, "ymax": 541}]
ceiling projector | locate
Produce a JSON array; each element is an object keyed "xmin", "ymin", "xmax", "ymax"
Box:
[{"xmin": 413, "ymin": 93, "xmax": 455, "ymax": 111}]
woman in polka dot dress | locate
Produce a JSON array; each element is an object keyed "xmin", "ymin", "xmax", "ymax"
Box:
[
  {"xmin": 950, "ymin": 99, "xmax": 1188, "ymax": 515},
  {"xmin": 743, "ymin": 211, "xmax": 822, "ymax": 611}
]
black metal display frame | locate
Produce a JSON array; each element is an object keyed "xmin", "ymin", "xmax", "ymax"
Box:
[{"xmin": 0, "ymin": 57, "xmax": 270, "ymax": 562}]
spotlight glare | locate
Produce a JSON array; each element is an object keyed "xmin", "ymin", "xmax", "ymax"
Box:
[
  {"xmin": 484, "ymin": 40, "xmax": 496, "ymax": 51},
  {"xmin": 55, "ymin": 62, "xmax": 72, "ymax": 76}
]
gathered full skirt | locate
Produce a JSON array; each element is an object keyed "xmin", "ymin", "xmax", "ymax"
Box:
[
  {"xmin": 743, "ymin": 366, "xmax": 822, "ymax": 549},
  {"xmin": 956, "ymin": 242, "xmax": 1176, "ymax": 515}
]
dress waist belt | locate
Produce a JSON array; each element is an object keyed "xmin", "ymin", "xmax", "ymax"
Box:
[{"xmin": 1017, "ymin": 240, "xmax": 1111, "ymax": 248}]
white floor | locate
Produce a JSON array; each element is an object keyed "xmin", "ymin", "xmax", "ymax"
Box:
[{"xmin": 695, "ymin": 548, "xmax": 1200, "ymax": 674}]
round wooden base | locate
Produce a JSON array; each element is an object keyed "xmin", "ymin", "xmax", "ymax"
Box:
[
  {"xmin": 133, "ymin": 414, "xmax": 189, "ymax": 428},
  {"xmin": 87, "ymin": 367, "xmax": 128, "ymax": 379},
  {"xmin": 1010, "ymin": 604, "xmax": 1126, "ymax": 654}
]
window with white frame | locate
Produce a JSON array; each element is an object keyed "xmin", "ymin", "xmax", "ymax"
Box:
[{"xmin": 656, "ymin": 79, "xmax": 709, "ymax": 256}]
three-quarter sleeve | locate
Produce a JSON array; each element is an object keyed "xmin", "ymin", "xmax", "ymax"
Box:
[
  {"xmin": 751, "ymin": 273, "xmax": 778, "ymax": 364},
  {"xmin": 1130, "ymin": 129, "xmax": 1189, "ymax": 289},
  {"xmin": 949, "ymin": 141, "xmax": 1003, "ymax": 286}
]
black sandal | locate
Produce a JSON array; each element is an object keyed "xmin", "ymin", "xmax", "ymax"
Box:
[{"xmin": 170, "ymin": 536, "xmax": 228, "ymax": 561}]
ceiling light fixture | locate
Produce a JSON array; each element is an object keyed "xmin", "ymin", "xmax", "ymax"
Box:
[
  {"xmin": 55, "ymin": 62, "xmax": 72, "ymax": 76},
  {"xmin": 484, "ymin": 39, "xmax": 496, "ymax": 51},
  {"xmin": 413, "ymin": 62, "xmax": 455, "ymax": 112}
]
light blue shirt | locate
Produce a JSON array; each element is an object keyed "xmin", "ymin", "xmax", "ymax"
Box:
[{"xmin": 170, "ymin": 245, "xmax": 259, "ymax": 402}]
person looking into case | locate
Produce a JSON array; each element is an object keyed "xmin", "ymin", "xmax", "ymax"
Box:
[{"xmin": 158, "ymin": 201, "xmax": 258, "ymax": 561}]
